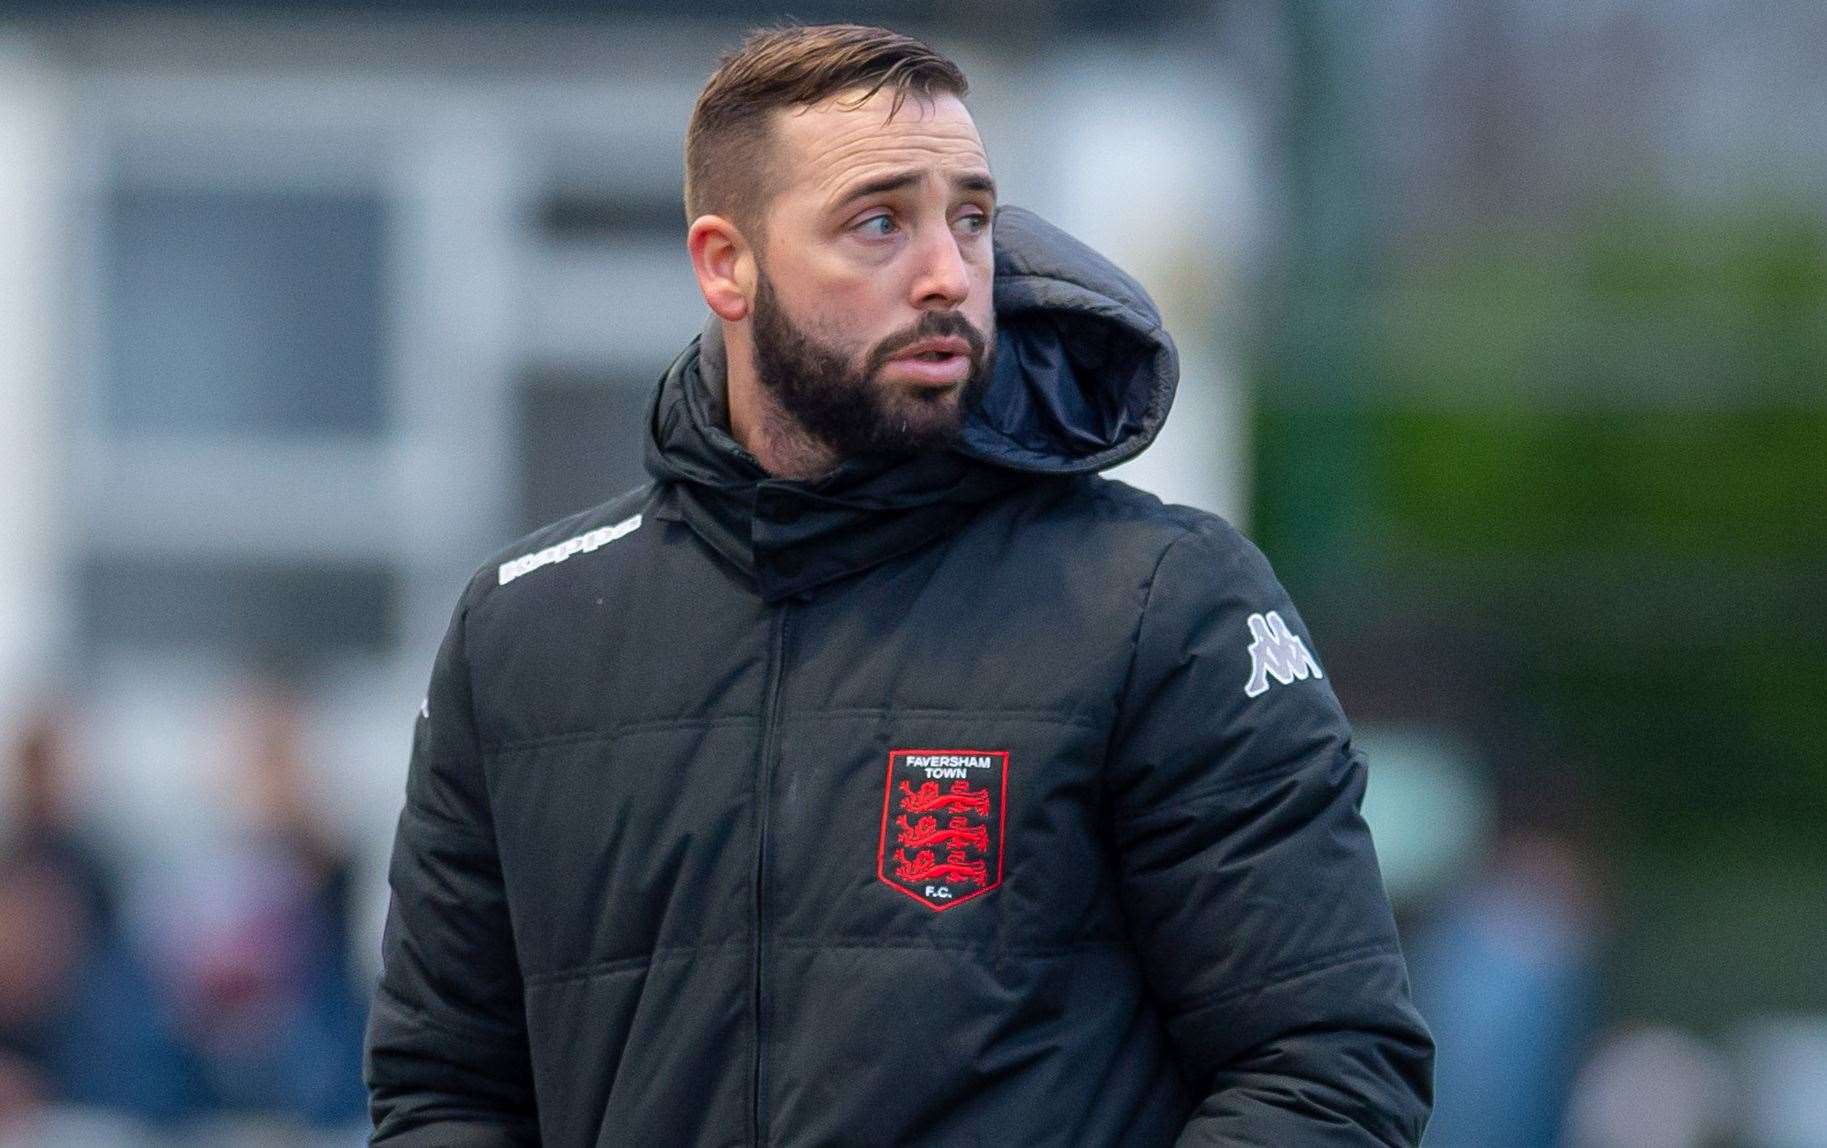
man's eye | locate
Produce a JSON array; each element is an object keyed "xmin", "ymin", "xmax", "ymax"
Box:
[
  {"xmin": 957, "ymin": 212, "xmax": 989, "ymax": 235},
  {"xmin": 856, "ymin": 213, "xmax": 897, "ymax": 236}
]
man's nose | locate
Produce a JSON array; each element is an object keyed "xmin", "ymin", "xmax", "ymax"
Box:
[{"xmin": 910, "ymin": 224, "xmax": 971, "ymax": 309}]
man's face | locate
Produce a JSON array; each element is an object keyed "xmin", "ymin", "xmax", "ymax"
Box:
[{"xmin": 747, "ymin": 87, "xmax": 997, "ymax": 459}]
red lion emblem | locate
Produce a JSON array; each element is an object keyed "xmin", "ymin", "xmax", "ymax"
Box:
[
  {"xmin": 895, "ymin": 814, "xmax": 990, "ymax": 852},
  {"xmin": 896, "ymin": 779, "xmax": 991, "ymax": 816},
  {"xmin": 893, "ymin": 847, "xmax": 989, "ymax": 888}
]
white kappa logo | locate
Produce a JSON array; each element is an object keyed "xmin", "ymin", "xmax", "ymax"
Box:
[
  {"xmin": 1243, "ymin": 610, "xmax": 1324, "ymax": 698},
  {"xmin": 498, "ymin": 513, "xmax": 642, "ymax": 586}
]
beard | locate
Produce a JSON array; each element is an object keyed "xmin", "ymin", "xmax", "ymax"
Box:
[{"xmin": 749, "ymin": 266, "xmax": 993, "ymax": 462}]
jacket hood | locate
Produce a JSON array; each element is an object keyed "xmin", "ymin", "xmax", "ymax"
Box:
[
  {"xmin": 960, "ymin": 203, "xmax": 1179, "ymax": 473},
  {"xmin": 642, "ymin": 204, "xmax": 1178, "ymax": 599}
]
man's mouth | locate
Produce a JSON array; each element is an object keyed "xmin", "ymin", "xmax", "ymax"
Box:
[
  {"xmin": 884, "ymin": 351, "xmax": 971, "ymax": 386},
  {"xmin": 883, "ymin": 336, "xmax": 976, "ymax": 385}
]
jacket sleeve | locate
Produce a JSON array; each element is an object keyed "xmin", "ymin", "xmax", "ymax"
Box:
[
  {"xmin": 1105, "ymin": 521, "xmax": 1433, "ymax": 1146},
  {"xmin": 365, "ymin": 584, "xmax": 540, "ymax": 1146}
]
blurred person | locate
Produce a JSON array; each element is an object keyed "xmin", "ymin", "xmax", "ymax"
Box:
[
  {"xmin": 147, "ymin": 679, "xmax": 366, "ymax": 1127},
  {"xmin": 0, "ymin": 852, "xmax": 81, "ymax": 1125},
  {"xmin": 0, "ymin": 705, "xmax": 192, "ymax": 1127},
  {"xmin": 1408, "ymin": 827, "xmax": 1602, "ymax": 1145},
  {"xmin": 366, "ymin": 22, "xmax": 1432, "ymax": 1147},
  {"xmin": 5, "ymin": 705, "xmax": 115, "ymax": 937}
]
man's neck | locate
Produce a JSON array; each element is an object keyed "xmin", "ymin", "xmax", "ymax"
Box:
[{"xmin": 720, "ymin": 321, "xmax": 841, "ymax": 481}]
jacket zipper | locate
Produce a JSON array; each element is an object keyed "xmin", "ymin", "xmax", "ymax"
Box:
[{"xmin": 751, "ymin": 603, "xmax": 790, "ymax": 1146}]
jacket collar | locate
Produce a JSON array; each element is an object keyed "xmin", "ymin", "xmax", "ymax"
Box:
[{"xmin": 644, "ymin": 320, "xmax": 1022, "ymax": 602}]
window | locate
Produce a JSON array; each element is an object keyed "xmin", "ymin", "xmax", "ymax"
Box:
[{"xmin": 102, "ymin": 188, "xmax": 387, "ymax": 436}]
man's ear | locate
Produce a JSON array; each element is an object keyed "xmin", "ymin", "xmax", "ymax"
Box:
[{"xmin": 688, "ymin": 216, "xmax": 755, "ymax": 322}]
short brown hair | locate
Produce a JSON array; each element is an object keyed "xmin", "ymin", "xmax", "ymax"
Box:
[{"xmin": 684, "ymin": 23, "xmax": 969, "ymax": 240}]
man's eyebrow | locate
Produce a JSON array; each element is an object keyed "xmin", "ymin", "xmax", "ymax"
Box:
[
  {"xmin": 956, "ymin": 172, "xmax": 998, "ymax": 199},
  {"xmin": 831, "ymin": 169, "xmax": 998, "ymax": 211}
]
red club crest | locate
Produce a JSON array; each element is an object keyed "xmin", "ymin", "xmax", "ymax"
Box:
[{"xmin": 877, "ymin": 748, "xmax": 1008, "ymax": 911}]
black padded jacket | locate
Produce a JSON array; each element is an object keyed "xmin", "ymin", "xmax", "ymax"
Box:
[{"xmin": 364, "ymin": 205, "xmax": 1433, "ymax": 1146}]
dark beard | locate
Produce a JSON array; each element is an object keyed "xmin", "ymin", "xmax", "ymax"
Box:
[{"xmin": 749, "ymin": 267, "xmax": 993, "ymax": 462}]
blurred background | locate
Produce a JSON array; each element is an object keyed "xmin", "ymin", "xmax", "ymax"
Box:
[{"xmin": 0, "ymin": 2, "xmax": 1820, "ymax": 1145}]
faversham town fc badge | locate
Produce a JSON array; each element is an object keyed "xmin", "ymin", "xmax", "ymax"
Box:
[{"xmin": 877, "ymin": 748, "xmax": 1008, "ymax": 911}]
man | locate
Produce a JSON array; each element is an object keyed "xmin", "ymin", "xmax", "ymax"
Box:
[{"xmin": 365, "ymin": 23, "xmax": 1433, "ymax": 1147}]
